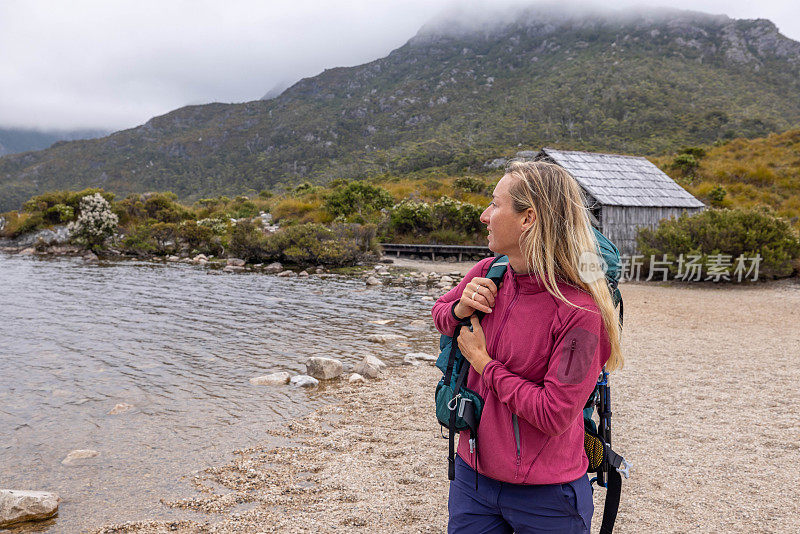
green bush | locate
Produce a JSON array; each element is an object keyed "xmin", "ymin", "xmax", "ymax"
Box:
[
  {"xmin": 453, "ymin": 176, "xmax": 486, "ymax": 194},
  {"xmin": 324, "ymin": 181, "xmax": 394, "ymax": 219},
  {"xmin": 389, "ymin": 200, "xmax": 432, "ymax": 234},
  {"xmin": 122, "ymin": 224, "xmax": 157, "ymax": 254},
  {"xmin": 678, "ymin": 147, "xmax": 707, "ymax": 159},
  {"xmin": 671, "ymin": 154, "xmax": 700, "ymax": 177},
  {"xmin": 709, "ymin": 186, "xmax": 727, "ymax": 206},
  {"xmin": 44, "ymin": 204, "xmax": 75, "ymax": 224},
  {"xmin": 118, "ymin": 192, "xmax": 191, "ymax": 224},
  {"xmin": 637, "ymin": 208, "xmax": 800, "ymax": 279},
  {"xmin": 177, "ymin": 220, "xmax": 223, "ymax": 256},
  {"xmin": 266, "ymin": 223, "xmax": 361, "ymax": 266},
  {"xmin": 228, "ymin": 220, "xmax": 269, "ymax": 262},
  {"xmin": 432, "ymin": 196, "xmax": 483, "ymax": 234}
]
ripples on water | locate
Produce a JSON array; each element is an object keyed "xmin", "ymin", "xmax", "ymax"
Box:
[{"xmin": 0, "ymin": 254, "xmax": 441, "ymax": 532}]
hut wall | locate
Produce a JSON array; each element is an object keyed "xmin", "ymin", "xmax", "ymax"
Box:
[{"xmin": 600, "ymin": 205, "xmax": 705, "ymax": 255}]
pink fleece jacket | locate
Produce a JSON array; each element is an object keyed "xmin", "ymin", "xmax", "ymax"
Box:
[{"xmin": 432, "ymin": 257, "xmax": 611, "ymax": 485}]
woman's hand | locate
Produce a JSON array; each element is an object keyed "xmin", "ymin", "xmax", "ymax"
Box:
[
  {"xmin": 454, "ymin": 277, "xmax": 499, "ymax": 318},
  {"xmin": 457, "ymin": 316, "xmax": 492, "ymax": 375}
]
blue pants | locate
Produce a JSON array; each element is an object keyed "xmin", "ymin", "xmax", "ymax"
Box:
[{"xmin": 448, "ymin": 455, "xmax": 593, "ymax": 533}]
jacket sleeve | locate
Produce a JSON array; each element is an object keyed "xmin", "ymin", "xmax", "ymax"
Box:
[
  {"xmin": 481, "ymin": 306, "xmax": 610, "ymax": 436},
  {"xmin": 431, "ymin": 258, "xmax": 494, "ymax": 337}
]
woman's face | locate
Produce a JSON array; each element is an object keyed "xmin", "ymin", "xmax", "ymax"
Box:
[{"xmin": 479, "ymin": 174, "xmax": 534, "ymax": 256}]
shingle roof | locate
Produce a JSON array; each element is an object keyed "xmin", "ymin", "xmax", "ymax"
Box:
[{"xmin": 535, "ymin": 148, "xmax": 705, "ymax": 208}]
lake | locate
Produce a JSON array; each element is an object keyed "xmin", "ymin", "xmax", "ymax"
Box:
[{"xmin": 0, "ymin": 254, "xmax": 439, "ymax": 532}]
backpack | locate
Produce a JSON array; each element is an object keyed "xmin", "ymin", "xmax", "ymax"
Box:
[{"xmin": 435, "ymin": 227, "xmax": 630, "ymax": 532}]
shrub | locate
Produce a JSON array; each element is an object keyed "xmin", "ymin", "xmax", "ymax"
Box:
[
  {"xmin": 432, "ymin": 196, "xmax": 483, "ymax": 235},
  {"xmin": 121, "ymin": 224, "xmax": 157, "ymax": 254},
  {"xmin": 266, "ymin": 223, "xmax": 360, "ymax": 266},
  {"xmin": 196, "ymin": 218, "xmax": 229, "ymax": 235},
  {"xmin": 0, "ymin": 211, "xmax": 44, "ymax": 238},
  {"xmin": 271, "ymin": 197, "xmax": 319, "ymax": 223},
  {"xmin": 68, "ymin": 193, "xmax": 120, "ymax": 249},
  {"xmin": 678, "ymin": 147, "xmax": 706, "ymax": 159},
  {"xmin": 118, "ymin": 192, "xmax": 190, "ymax": 224},
  {"xmin": 44, "ymin": 204, "xmax": 75, "ymax": 224},
  {"xmin": 225, "ymin": 198, "xmax": 259, "ymax": 219},
  {"xmin": 389, "ymin": 199, "xmax": 433, "ymax": 234},
  {"xmin": 177, "ymin": 220, "xmax": 223, "ymax": 256},
  {"xmin": 453, "ymin": 176, "xmax": 486, "ymax": 194},
  {"xmin": 23, "ymin": 188, "xmax": 113, "ymax": 215},
  {"xmin": 228, "ymin": 220, "xmax": 269, "ymax": 262},
  {"xmin": 671, "ymin": 154, "xmax": 699, "ymax": 177},
  {"xmin": 709, "ymin": 186, "xmax": 727, "ymax": 206},
  {"xmin": 637, "ymin": 208, "xmax": 800, "ymax": 279},
  {"xmin": 324, "ymin": 181, "xmax": 394, "ymax": 219}
]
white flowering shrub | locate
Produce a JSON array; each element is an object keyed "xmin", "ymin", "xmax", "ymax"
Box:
[
  {"xmin": 68, "ymin": 193, "xmax": 119, "ymax": 248},
  {"xmin": 196, "ymin": 217, "xmax": 229, "ymax": 235}
]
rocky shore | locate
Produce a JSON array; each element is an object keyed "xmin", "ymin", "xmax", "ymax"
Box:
[
  {"xmin": 5, "ymin": 245, "xmax": 800, "ymax": 532},
  {"xmin": 79, "ymin": 279, "xmax": 800, "ymax": 534}
]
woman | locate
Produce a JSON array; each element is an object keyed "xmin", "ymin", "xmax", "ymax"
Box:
[{"xmin": 431, "ymin": 161, "xmax": 623, "ymax": 533}]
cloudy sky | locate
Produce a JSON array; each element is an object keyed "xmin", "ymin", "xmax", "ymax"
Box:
[{"xmin": 1, "ymin": 0, "xmax": 798, "ymax": 132}]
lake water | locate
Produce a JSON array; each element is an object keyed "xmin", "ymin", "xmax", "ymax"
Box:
[{"xmin": 0, "ymin": 254, "xmax": 440, "ymax": 532}]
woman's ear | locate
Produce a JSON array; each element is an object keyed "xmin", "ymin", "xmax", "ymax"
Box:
[{"xmin": 521, "ymin": 208, "xmax": 536, "ymax": 230}]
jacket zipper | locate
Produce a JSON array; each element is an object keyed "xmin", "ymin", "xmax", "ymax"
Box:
[
  {"xmin": 489, "ymin": 274, "xmax": 520, "ymax": 356},
  {"xmin": 512, "ymin": 414, "xmax": 522, "ymax": 480},
  {"xmin": 565, "ymin": 339, "xmax": 577, "ymax": 375}
]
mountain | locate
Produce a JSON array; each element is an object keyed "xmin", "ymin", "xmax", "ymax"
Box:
[
  {"xmin": 0, "ymin": 127, "xmax": 108, "ymax": 157},
  {"xmin": 1, "ymin": 5, "xmax": 800, "ymax": 212}
]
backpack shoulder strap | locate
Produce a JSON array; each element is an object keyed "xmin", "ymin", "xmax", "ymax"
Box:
[{"xmin": 485, "ymin": 255, "xmax": 509, "ymax": 290}]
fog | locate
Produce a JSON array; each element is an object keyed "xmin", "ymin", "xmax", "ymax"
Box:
[{"xmin": 0, "ymin": 0, "xmax": 797, "ymax": 131}]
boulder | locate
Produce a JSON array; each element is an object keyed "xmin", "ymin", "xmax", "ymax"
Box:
[
  {"xmin": 365, "ymin": 276, "xmax": 381, "ymax": 286},
  {"xmin": 305, "ymin": 357, "xmax": 344, "ymax": 380},
  {"xmin": 298, "ymin": 270, "xmax": 309, "ymax": 277},
  {"xmin": 348, "ymin": 373, "xmax": 366, "ymax": 384},
  {"xmin": 368, "ymin": 319, "xmax": 394, "ymax": 325},
  {"xmin": 402, "ymin": 355, "xmax": 421, "ymax": 366},
  {"xmin": 222, "ymin": 265, "xmax": 244, "ymax": 273},
  {"xmin": 227, "ymin": 258, "xmax": 246, "ymax": 267},
  {"xmin": 250, "ymin": 372, "xmax": 291, "ymax": 386},
  {"xmin": 0, "ymin": 490, "xmax": 60, "ymax": 528},
  {"xmin": 83, "ymin": 252, "xmax": 99, "ymax": 262},
  {"xmin": 107, "ymin": 403, "xmax": 134, "ymax": 415},
  {"xmin": 166, "ymin": 255, "xmax": 179, "ymax": 262},
  {"xmin": 290, "ymin": 375, "xmax": 319, "ymax": 388},
  {"xmin": 264, "ymin": 262, "xmax": 283, "ymax": 274},
  {"xmin": 61, "ymin": 449, "xmax": 99, "ymax": 465},
  {"xmin": 277, "ymin": 270, "xmax": 296, "ymax": 277},
  {"xmin": 353, "ymin": 355, "xmax": 386, "ymax": 379}
]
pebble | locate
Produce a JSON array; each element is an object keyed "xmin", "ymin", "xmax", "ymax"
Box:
[
  {"xmin": 250, "ymin": 372, "xmax": 291, "ymax": 386},
  {"xmin": 61, "ymin": 449, "xmax": 100, "ymax": 465},
  {"xmin": 290, "ymin": 375, "xmax": 319, "ymax": 388},
  {"xmin": 107, "ymin": 403, "xmax": 134, "ymax": 415}
]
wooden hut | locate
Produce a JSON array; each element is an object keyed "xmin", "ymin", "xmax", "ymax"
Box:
[{"xmin": 532, "ymin": 148, "xmax": 705, "ymax": 254}]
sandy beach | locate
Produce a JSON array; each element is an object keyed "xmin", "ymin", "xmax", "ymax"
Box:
[{"xmin": 88, "ymin": 275, "xmax": 800, "ymax": 534}]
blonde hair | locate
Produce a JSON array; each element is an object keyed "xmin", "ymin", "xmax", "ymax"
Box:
[{"xmin": 505, "ymin": 160, "xmax": 623, "ymax": 371}]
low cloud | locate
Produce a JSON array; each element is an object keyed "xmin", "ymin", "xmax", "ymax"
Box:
[{"xmin": 0, "ymin": 0, "xmax": 797, "ymax": 131}]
